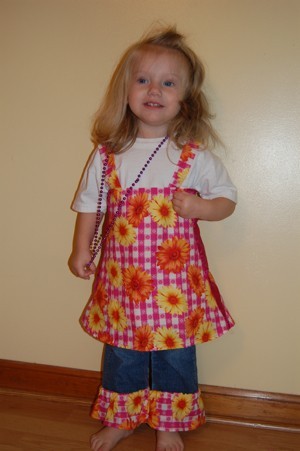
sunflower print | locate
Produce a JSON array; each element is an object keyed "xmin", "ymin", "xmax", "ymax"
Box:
[
  {"xmin": 126, "ymin": 390, "xmax": 144, "ymax": 415},
  {"xmin": 176, "ymin": 168, "xmax": 189, "ymax": 185},
  {"xmin": 185, "ymin": 306, "xmax": 205, "ymax": 337},
  {"xmin": 156, "ymin": 286, "xmax": 188, "ymax": 315},
  {"xmin": 147, "ymin": 397, "xmax": 159, "ymax": 429},
  {"xmin": 113, "ymin": 216, "xmax": 136, "ymax": 246},
  {"xmin": 156, "ymin": 236, "xmax": 190, "ymax": 273},
  {"xmin": 171, "ymin": 393, "xmax": 193, "ymax": 420},
  {"xmin": 107, "ymin": 300, "xmax": 128, "ymax": 331},
  {"xmin": 80, "ymin": 141, "xmax": 234, "ymax": 354},
  {"xmin": 93, "ymin": 281, "xmax": 108, "ymax": 308},
  {"xmin": 106, "ymin": 259, "xmax": 123, "ymax": 287},
  {"xmin": 123, "ymin": 266, "xmax": 154, "ymax": 303},
  {"xmin": 106, "ymin": 393, "xmax": 119, "ymax": 421},
  {"xmin": 205, "ymin": 280, "xmax": 218, "ymax": 309},
  {"xmin": 133, "ymin": 324, "xmax": 154, "ymax": 351},
  {"xmin": 196, "ymin": 321, "xmax": 217, "ymax": 343},
  {"xmin": 148, "ymin": 194, "xmax": 177, "ymax": 228},
  {"xmin": 108, "ymin": 170, "xmax": 121, "ymax": 204},
  {"xmin": 127, "ymin": 192, "xmax": 149, "ymax": 227},
  {"xmin": 181, "ymin": 142, "xmax": 196, "ymax": 161},
  {"xmin": 153, "ymin": 326, "xmax": 184, "ymax": 350},
  {"xmin": 88, "ymin": 305, "xmax": 105, "ymax": 333},
  {"xmin": 187, "ymin": 265, "xmax": 205, "ymax": 297}
]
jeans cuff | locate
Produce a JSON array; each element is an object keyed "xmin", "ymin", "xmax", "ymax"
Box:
[
  {"xmin": 91, "ymin": 386, "xmax": 205, "ymax": 431},
  {"xmin": 91, "ymin": 386, "xmax": 150, "ymax": 430}
]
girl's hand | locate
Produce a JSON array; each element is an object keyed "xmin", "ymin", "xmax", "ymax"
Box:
[
  {"xmin": 68, "ymin": 212, "xmax": 99, "ymax": 280},
  {"xmin": 172, "ymin": 190, "xmax": 202, "ymax": 219},
  {"xmin": 68, "ymin": 249, "xmax": 96, "ymax": 280},
  {"xmin": 172, "ymin": 190, "xmax": 236, "ymax": 221}
]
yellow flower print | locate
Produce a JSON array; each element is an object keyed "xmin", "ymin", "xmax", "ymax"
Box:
[
  {"xmin": 156, "ymin": 286, "xmax": 188, "ymax": 315},
  {"xmin": 133, "ymin": 324, "xmax": 154, "ymax": 351},
  {"xmin": 114, "ymin": 216, "xmax": 136, "ymax": 246},
  {"xmin": 106, "ymin": 393, "xmax": 119, "ymax": 421},
  {"xmin": 153, "ymin": 327, "xmax": 183, "ymax": 350},
  {"xmin": 107, "ymin": 300, "xmax": 128, "ymax": 331},
  {"xmin": 156, "ymin": 236, "xmax": 190, "ymax": 273},
  {"xmin": 108, "ymin": 170, "xmax": 121, "ymax": 203},
  {"xmin": 149, "ymin": 391, "xmax": 161, "ymax": 401},
  {"xmin": 205, "ymin": 280, "xmax": 217, "ymax": 309},
  {"xmin": 88, "ymin": 305, "xmax": 105, "ymax": 333},
  {"xmin": 187, "ymin": 265, "xmax": 205, "ymax": 297},
  {"xmin": 123, "ymin": 266, "xmax": 154, "ymax": 303},
  {"xmin": 106, "ymin": 259, "xmax": 123, "ymax": 287},
  {"xmin": 110, "ymin": 188, "xmax": 121, "ymax": 204},
  {"xmin": 108, "ymin": 170, "xmax": 120, "ymax": 188},
  {"xmin": 127, "ymin": 192, "xmax": 149, "ymax": 227},
  {"xmin": 171, "ymin": 393, "xmax": 193, "ymax": 420},
  {"xmin": 196, "ymin": 321, "xmax": 217, "ymax": 343},
  {"xmin": 148, "ymin": 195, "xmax": 177, "ymax": 228},
  {"xmin": 177, "ymin": 168, "xmax": 189, "ymax": 185},
  {"xmin": 126, "ymin": 390, "xmax": 144, "ymax": 415}
]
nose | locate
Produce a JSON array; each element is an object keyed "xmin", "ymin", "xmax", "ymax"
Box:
[{"xmin": 148, "ymin": 82, "xmax": 161, "ymax": 96}]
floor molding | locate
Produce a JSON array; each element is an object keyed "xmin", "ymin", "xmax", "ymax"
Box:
[{"xmin": 1, "ymin": 359, "xmax": 299, "ymax": 432}]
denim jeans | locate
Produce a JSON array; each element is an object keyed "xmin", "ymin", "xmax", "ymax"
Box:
[{"xmin": 102, "ymin": 344, "xmax": 198, "ymax": 394}]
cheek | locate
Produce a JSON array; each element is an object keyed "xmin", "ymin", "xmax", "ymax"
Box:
[{"xmin": 127, "ymin": 90, "xmax": 136, "ymax": 107}]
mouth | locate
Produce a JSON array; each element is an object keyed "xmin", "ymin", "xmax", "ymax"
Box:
[{"xmin": 144, "ymin": 102, "xmax": 163, "ymax": 108}]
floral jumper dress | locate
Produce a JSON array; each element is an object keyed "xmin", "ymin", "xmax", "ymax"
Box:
[{"xmin": 80, "ymin": 141, "xmax": 235, "ymax": 431}]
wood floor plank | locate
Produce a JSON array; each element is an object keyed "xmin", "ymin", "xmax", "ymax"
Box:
[{"xmin": 0, "ymin": 393, "xmax": 299, "ymax": 450}]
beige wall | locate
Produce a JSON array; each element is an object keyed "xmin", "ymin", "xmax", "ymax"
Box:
[{"xmin": 1, "ymin": 0, "xmax": 299, "ymax": 395}]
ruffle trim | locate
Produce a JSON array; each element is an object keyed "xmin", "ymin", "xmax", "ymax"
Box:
[{"xmin": 91, "ymin": 387, "xmax": 205, "ymax": 432}]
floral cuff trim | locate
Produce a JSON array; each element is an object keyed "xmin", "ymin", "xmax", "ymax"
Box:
[{"xmin": 91, "ymin": 386, "xmax": 205, "ymax": 432}]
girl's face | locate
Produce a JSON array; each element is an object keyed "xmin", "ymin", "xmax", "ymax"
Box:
[{"xmin": 128, "ymin": 47, "xmax": 189, "ymax": 138}]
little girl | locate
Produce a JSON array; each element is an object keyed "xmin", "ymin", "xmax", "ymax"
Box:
[{"xmin": 69, "ymin": 26, "xmax": 237, "ymax": 451}]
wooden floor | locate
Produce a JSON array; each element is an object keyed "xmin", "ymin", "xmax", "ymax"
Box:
[{"xmin": 0, "ymin": 392, "xmax": 299, "ymax": 451}]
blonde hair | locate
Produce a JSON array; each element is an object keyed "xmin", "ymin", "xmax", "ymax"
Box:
[{"xmin": 91, "ymin": 26, "xmax": 219, "ymax": 152}]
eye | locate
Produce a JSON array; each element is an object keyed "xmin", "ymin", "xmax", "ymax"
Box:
[
  {"xmin": 163, "ymin": 80, "xmax": 175, "ymax": 87},
  {"xmin": 137, "ymin": 78, "xmax": 148, "ymax": 84}
]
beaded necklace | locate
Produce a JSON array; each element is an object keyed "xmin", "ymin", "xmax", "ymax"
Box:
[{"xmin": 87, "ymin": 135, "xmax": 169, "ymax": 267}]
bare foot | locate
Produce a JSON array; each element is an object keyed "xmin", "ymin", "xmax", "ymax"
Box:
[
  {"xmin": 156, "ymin": 430, "xmax": 184, "ymax": 451},
  {"xmin": 90, "ymin": 426, "xmax": 133, "ymax": 451}
]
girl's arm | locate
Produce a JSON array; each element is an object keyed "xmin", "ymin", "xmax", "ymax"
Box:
[
  {"xmin": 172, "ymin": 190, "xmax": 236, "ymax": 221},
  {"xmin": 68, "ymin": 212, "xmax": 102, "ymax": 280}
]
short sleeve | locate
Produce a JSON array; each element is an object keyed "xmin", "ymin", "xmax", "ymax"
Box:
[
  {"xmin": 72, "ymin": 149, "xmax": 108, "ymax": 213},
  {"xmin": 184, "ymin": 150, "xmax": 237, "ymax": 203}
]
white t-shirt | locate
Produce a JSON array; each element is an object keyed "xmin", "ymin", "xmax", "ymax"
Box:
[{"xmin": 72, "ymin": 137, "xmax": 237, "ymax": 213}]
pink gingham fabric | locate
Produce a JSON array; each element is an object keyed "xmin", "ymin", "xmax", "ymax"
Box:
[
  {"xmin": 91, "ymin": 386, "xmax": 205, "ymax": 432},
  {"xmin": 80, "ymin": 142, "xmax": 234, "ymax": 350}
]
